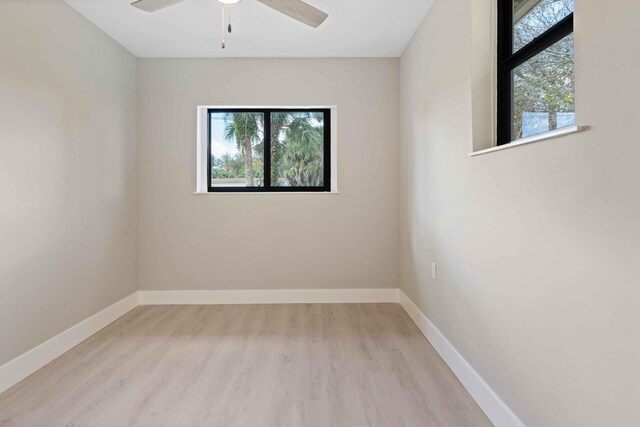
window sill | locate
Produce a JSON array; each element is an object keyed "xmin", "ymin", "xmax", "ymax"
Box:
[
  {"xmin": 469, "ymin": 125, "xmax": 586, "ymax": 157},
  {"xmin": 193, "ymin": 191, "xmax": 340, "ymax": 195}
]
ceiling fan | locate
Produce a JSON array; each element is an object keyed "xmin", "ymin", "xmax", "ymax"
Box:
[{"xmin": 130, "ymin": 0, "xmax": 329, "ymax": 28}]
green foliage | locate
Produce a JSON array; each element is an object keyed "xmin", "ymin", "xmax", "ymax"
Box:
[
  {"xmin": 271, "ymin": 112, "xmax": 324, "ymax": 187},
  {"xmin": 278, "ymin": 115, "xmax": 324, "ymax": 187},
  {"xmin": 212, "ymin": 153, "xmax": 244, "ymax": 179},
  {"xmin": 213, "ymin": 111, "xmax": 324, "ymax": 188},
  {"xmin": 223, "ymin": 112, "xmax": 264, "ymax": 154}
]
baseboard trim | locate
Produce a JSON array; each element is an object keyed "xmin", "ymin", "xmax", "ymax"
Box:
[
  {"xmin": 398, "ymin": 290, "xmax": 525, "ymax": 427},
  {"xmin": 139, "ymin": 288, "xmax": 400, "ymax": 305},
  {"xmin": 0, "ymin": 291, "xmax": 140, "ymax": 395}
]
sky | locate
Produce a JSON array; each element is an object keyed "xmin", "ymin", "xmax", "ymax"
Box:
[{"xmin": 210, "ymin": 113, "xmax": 238, "ymax": 158}]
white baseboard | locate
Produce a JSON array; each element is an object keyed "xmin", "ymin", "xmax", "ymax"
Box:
[
  {"xmin": 398, "ymin": 290, "xmax": 525, "ymax": 427},
  {"xmin": 0, "ymin": 291, "xmax": 140, "ymax": 395},
  {"xmin": 139, "ymin": 288, "xmax": 400, "ymax": 305}
]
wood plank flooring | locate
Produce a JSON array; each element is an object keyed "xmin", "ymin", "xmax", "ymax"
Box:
[{"xmin": 0, "ymin": 304, "xmax": 492, "ymax": 426}]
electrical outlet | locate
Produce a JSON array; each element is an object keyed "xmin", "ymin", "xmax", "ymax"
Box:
[{"xmin": 431, "ymin": 263, "xmax": 437, "ymax": 280}]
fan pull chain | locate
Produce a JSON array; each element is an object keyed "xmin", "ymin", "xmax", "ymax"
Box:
[
  {"xmin": 221, "ymin": 4, "xmax": 226, "ymax": 49},
  {"xmin": 228, "ymin": 3, "xmax": 232, "ymax": 33}
]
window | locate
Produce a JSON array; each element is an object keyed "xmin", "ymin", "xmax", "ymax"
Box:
[
  {"xmin": 207, "ymin": 108, "xmax": 331, "ymax": 192},
  {"xmin": 497, "ymin": 0, "xmax": 575, "ymax": 145}
]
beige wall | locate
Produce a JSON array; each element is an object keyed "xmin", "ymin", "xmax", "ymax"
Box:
[
  {"xmin": 3, "ymin": 1, "xmax": 637, "ymax": 423},
  {"xmin": 138, "ymin": 58, "xmax": 400, "ymax": 291},
  {"xmin": 0, "ymin": 0, "xmax": 138, "ymax": 365},
  {"xmin": 400, "ymin": 0, "xmax": 640, "ymax": 426}
]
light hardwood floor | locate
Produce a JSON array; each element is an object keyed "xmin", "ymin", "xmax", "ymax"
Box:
[{"xmin": 0, "ymin": 304, "xmax": 492, "ymax": 426}]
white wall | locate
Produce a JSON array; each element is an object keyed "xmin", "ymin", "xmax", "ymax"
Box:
[
  {"xmin": 0, "ymin": 0, "xmax": 138, "ymax": 366},
  {"xmin": 138, "ymin": 58, "xmax": 400, "ymax": 291},
  {"xmin": 400, "ymin": 0, "xmax": 640, "ymax": 426}
]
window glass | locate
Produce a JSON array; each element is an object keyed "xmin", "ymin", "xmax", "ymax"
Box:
[
  {"xmin": 270, "ymin": 111, "xmax": 326, "ymax": 188},
  {"xmin": 513, "ymin": 0, "xmax": 574, "ymax": 52},
  {"xmin": 512, "ymin": 34, "xmax": 575, "ymax": 140},
  {"xmin": 210, "ymin": 112, "xmax": 264, "ymax": 188}
]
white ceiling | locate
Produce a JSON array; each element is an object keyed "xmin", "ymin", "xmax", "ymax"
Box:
[{"xmin": 64, "ymin": 0, "xmax": 433, "ymax": 58}]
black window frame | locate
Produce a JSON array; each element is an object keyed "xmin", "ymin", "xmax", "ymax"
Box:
[
  {"xmin": 207, "ymin": 107, "xmax": 332, "ymax": 193},
  {"xmin": 497, "ymin": 0, "xmax": 574, "ymax": 145}
]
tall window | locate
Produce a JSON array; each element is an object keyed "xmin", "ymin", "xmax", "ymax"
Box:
[
  {"xmin": 208, "ymin": 108, "xmax": 331, "ymax": 192},
  {"xmin": 497, "ymin": 0, "xmax": 575, "ymax": 145}
]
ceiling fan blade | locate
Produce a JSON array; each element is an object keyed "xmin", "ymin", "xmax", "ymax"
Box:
[
  {"xmin": 131, "ymin": 0, "xmax": 187, "ymax": 13},
  {"xmin": 255, "ymin": 0, "xmax": 328, "ymax": 28}
]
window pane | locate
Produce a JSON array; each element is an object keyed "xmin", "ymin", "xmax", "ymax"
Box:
[
  {"xmin": 513, "ymin": 0, "xmax": 574, "ymax": 52},
  {"xmin": 210, "ymin": 112, "xmax": 264, "ymax": 188},
  {"xmin": 270, "ymin": 111, "xmax": 325, "ymax": 187},
  {"xmin": 512, "ymin": 33, "xmax": 574, "ymax": 141}
]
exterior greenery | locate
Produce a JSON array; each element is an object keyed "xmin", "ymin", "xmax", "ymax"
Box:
[
  {"xmin": 271, "ymin": 112, "xmax": 325, "ymax": 187},
  {"xmin": 211, "ymin": 111, "xmax": 325, "ymax": 187}
]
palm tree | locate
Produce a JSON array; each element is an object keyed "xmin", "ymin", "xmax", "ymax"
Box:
[
  {"xmin": 224, "ymin": 113, "xmax": 263, "ymax": 187},
  {"xmin": 270, "ymin": 112, "xmax": 288, "ymax": 187},
  {"xmin": 270, "ymin": 112, "xmax": 324, "ymax": 187},
  {"xmin": 281, "ymin": 115, "xmax": 324, "ymax": 186}
]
